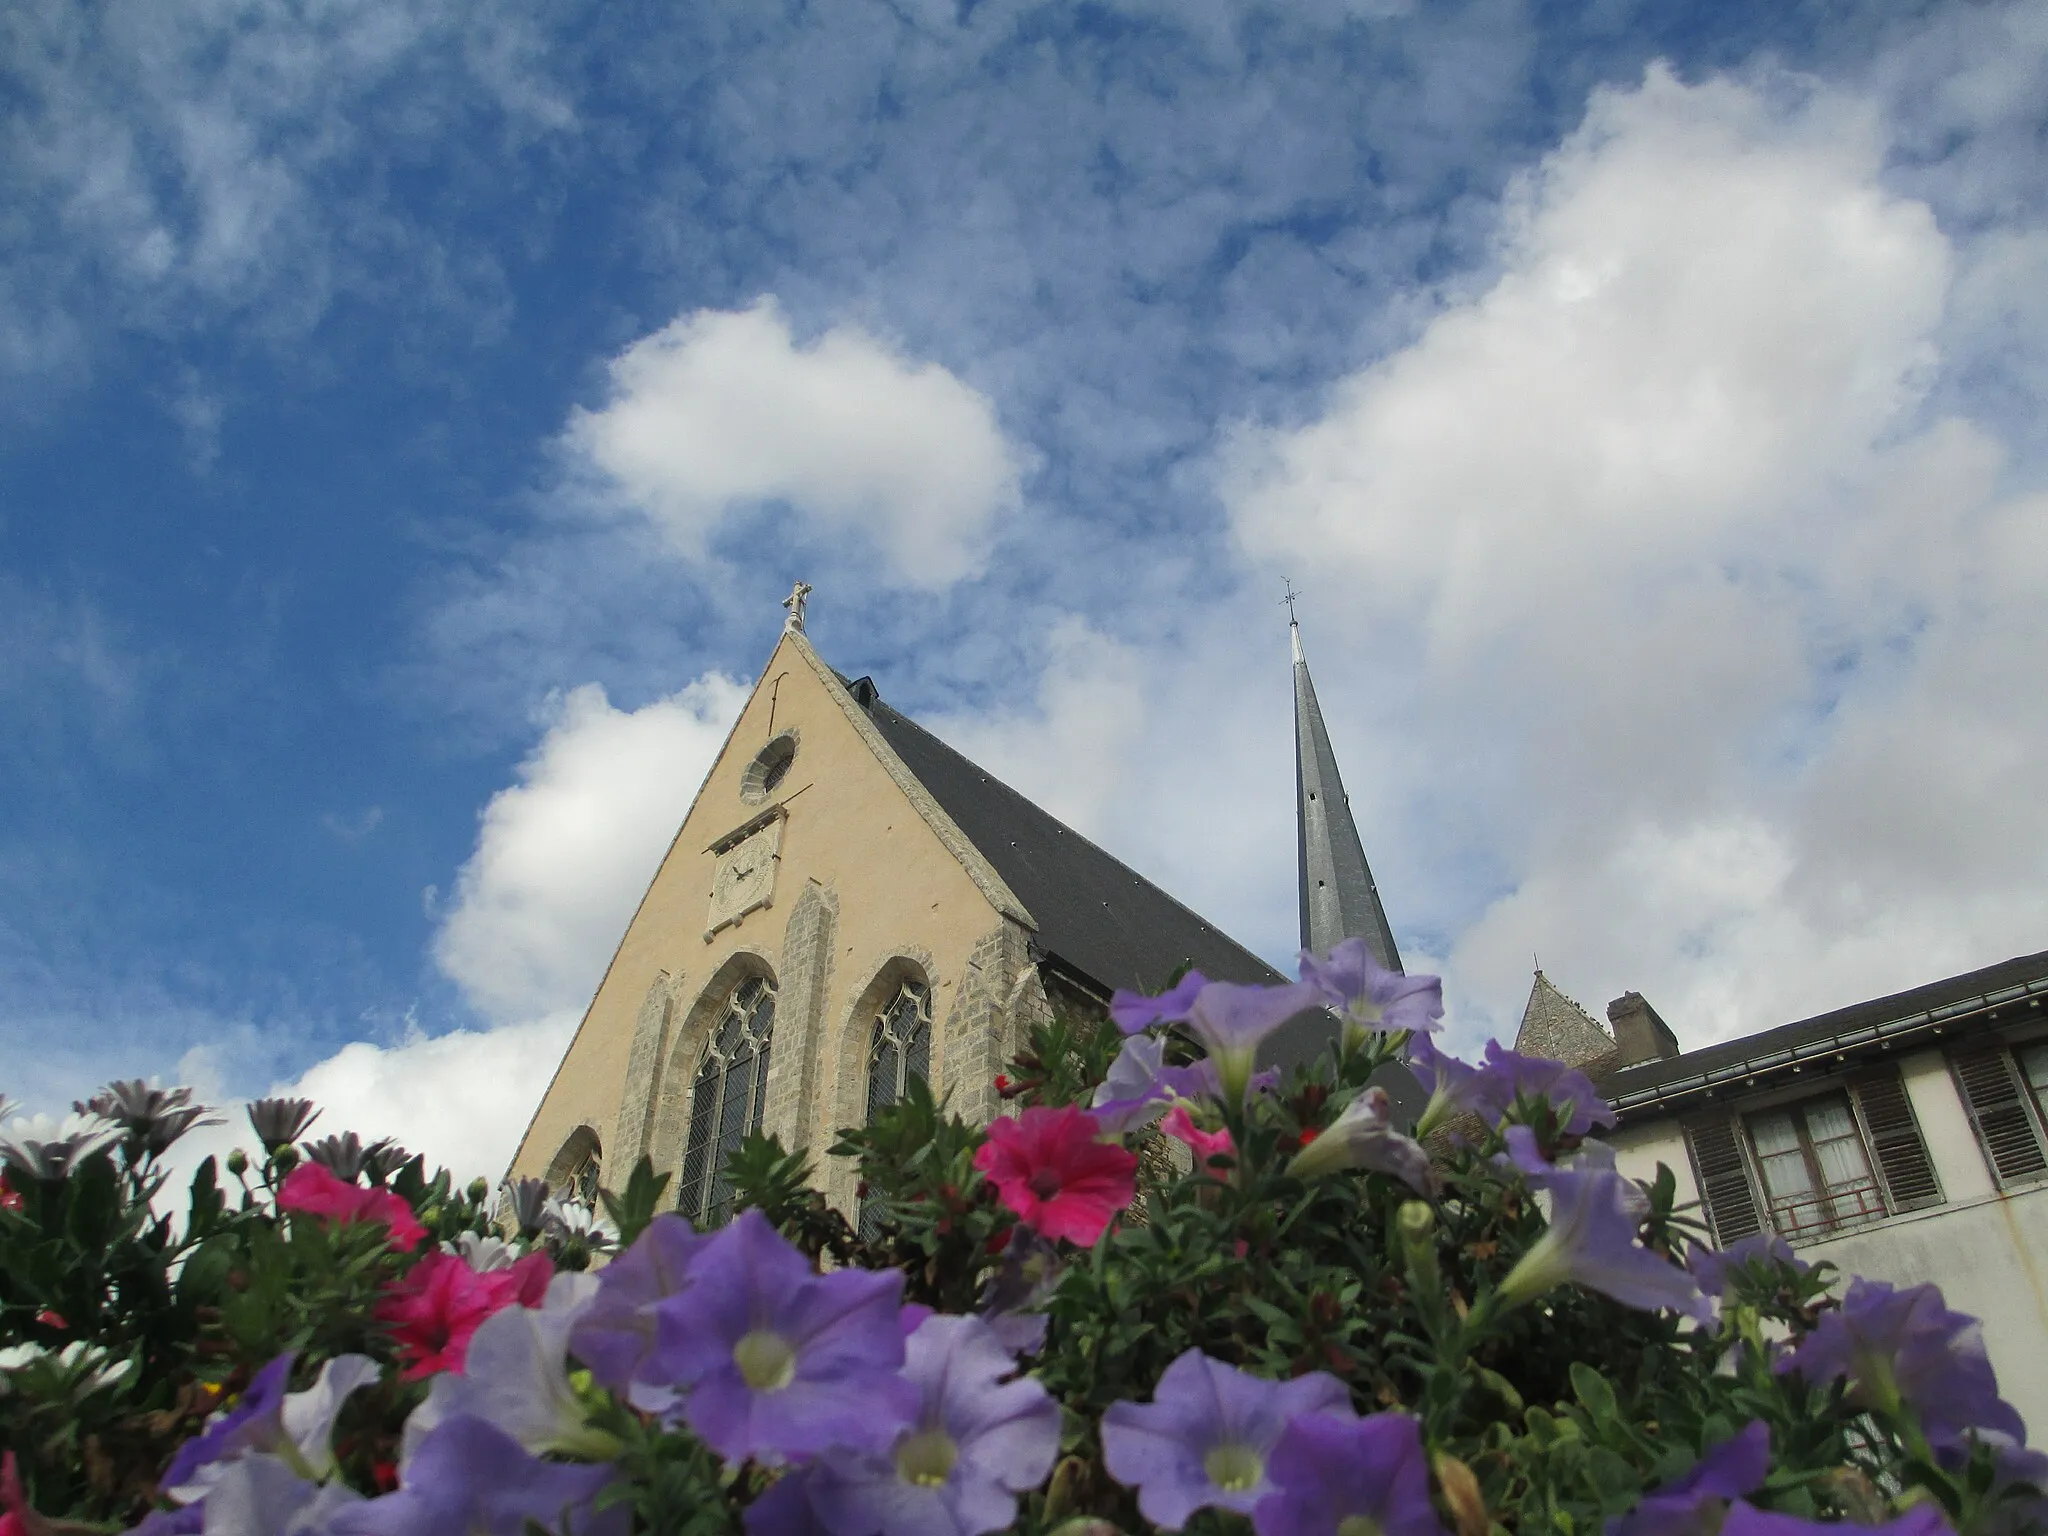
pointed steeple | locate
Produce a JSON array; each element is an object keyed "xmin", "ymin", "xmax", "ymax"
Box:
[{"xmin": 1292, "ymin": 615, "xmax": 1402, "ymax": 970}]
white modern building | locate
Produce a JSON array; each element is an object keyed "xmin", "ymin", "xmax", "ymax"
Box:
[{"xmin": 1515, "ymin": 952, "xmax": 2048, "ymax": 1434}]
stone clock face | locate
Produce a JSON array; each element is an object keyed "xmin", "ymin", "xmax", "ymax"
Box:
[{"xmin": 707, "ymin": 818, "xmax": 781, "ymax": 936}]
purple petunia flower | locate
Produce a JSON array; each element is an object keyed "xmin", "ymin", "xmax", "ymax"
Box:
[
  {"xmin": 782, "ymin": 1313, "xmax": 1062, "ymax": 1536},
  {"xmin": 1101, "ymin": 1349, "xmax": 1353, "ymax": 1530},
  {"xmin": 404, "ymin": 1272, "xmax": 616, "ymax": 1467},
  {"xmin": 569, "ymin": 1213, "xmax": 703, "ymax": 1397},
  {"xmin": 1686, "ymin": 1234, "xmax": 1807, "ymax": 1299},
  {"xmin": 1179, "ymin": 981, "xmax": 1325, "ymax": 1106},
  {"xmin": 1465, "ymin": 1042, "xmax": 1616, "ymax": 1136},
  {"xmin": 1778, "ymin": 1278, "xmax": 2025, "ymax": 1450},
  {"xmin": 1718, "ymin": 1502, "xmax": 1953, "ymax": 1535},
  {"xmin": 1406, "ymin": 1035, "xmax": 1482, "ymax": 1138},
  {"xmin": 1297, "ymin": 939, "xmax": 1445, "ymax": 1040},
  {"xmin": 161, "ymin": 1351, "xmax": 381, "ymax": 1504},
  {"xmin": 977, "ymin": 1230, "xmax": 1063, "ymax": 1357},
  {"xmin": 192, "ymin": 1454, "xmax": 363, "ymax": 1536},
  {"xmin": 1252, "ymin": 1409, "xmax": 1446, "ymax": 1536},
  {"xmin": 1605, "ymin": 1421, "xmax": 1769, "ymax": 1536},
  {"xmin": 1111, "ymin": 973, "xmax": 1210, "ymax": 1034},
  {"xmin": 1287, "ymin": 1087, "xmax": 1436, "ymax": 1196},
  {"xmin": 1497, "ymin": 1155, "xmax": 1711, "ymax": 1324},
  {"xmin": 1091, "ymin": 1034, "xmax": 1222, "ymax": 1137},
  {"xmin": 642, "ymin": 1208, "xmax": 919, "ymax": 1464},
  {"xmin": 329, "ymin": 1415, "xmax": 624, "ymax": 1536}
]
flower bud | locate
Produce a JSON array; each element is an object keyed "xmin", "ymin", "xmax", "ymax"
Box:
[
  {"xmin": 1433, "ymin": 1452, "xmax": 1488, "ymax": 1536},
  {"xmin": 224, "ymin": 1148, "xmax": 249, "ymax": 1177},
  {"xmin": 1043, "ymin": 1455, "xmax": 1091, "ymax": 1517},
  {"xmin": 270, "ymin": 1144, "xmax": 299, "ymax": 1175},
  {"xmin": 1397, "ymin": 1199, "xmax": 1440, "ymax": 1296},
  {"xmin": 466, "ymin": 1177, "xmax": 490, "ymax": 1205}
]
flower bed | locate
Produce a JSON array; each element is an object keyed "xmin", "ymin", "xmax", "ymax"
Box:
[{"xmin": 2, "ymin": 941, "xmax": 2042, "ymax": 1534}]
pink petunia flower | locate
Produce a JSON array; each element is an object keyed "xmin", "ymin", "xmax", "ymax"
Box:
[
  {"xmin": 1160, "ymin": 1103, "xmax": 1235, "ymax": 1163},
  {"xmin": 374, "ymin": 1249, "xmax": 539, "ymax": 1379},
  {"xmin": 973, "ymin": 1105, "xmax": 1137, "ymax": 1247},
  {"xmin": 278, "ymin": 1162, "xmax": 427, "ymax": 1251}
]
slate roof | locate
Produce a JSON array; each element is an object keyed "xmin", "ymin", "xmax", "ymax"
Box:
[
  {"xmin": 1515, "ymin": 972, "xmax": 1615, "ymax": 1070},
  {"xmin": 1604, "ymin": 947, "xmax": 2048, "ymax": 1118},
  {"xmin": 847, "ymin": 679, "xmax": 1286, "ymax": 996}
]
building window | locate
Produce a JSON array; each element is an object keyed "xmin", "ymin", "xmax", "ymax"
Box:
[
  {"xmin": 678, "ymin": 976, "xmax": 775, "ymax": 1228},
  {"xmin": 866, "ymin": 980, "xmax": 933, "ymax": 1122},
  {"xmin": 1683, "ymin": 1066, "xmax": 1940, "ymax": 1246},
  {"xmin": 1949, "ymin": 1042, "xmax": 2048, "ymax": 1188},
  {"xmin": 1746, "ymin": 1095, "xmax": 1885, "ymax": 1240},
  {"xmin": 566, "ymin": 1149, "xmax": 601, "ymax": 1205},
  {"xmin": 859, "ymin": 980, "xmax": 932, "ymax": 1240}
]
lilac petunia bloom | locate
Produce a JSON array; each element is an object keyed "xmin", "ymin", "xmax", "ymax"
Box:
[
  {"xmin": 196, "ymin": 1454, "xmax": 363, "ymax": 1536},
  {"xmin": 404, "ymin": 1272, "xmax": 615, "ymax": 1467},
  {"xmin": 1179, "ymin": 981, "xmax": 1325, "ymax": 1106},
  {"xmin": 1405, "ymin": 1035, "xmax": 1482, "ymax": 1138},
  {"xmin": 1718, "ymin": 1502, "xmax": 1953, "ymax": 1536},
  {"xmin": 1465, "ymin": 1042, "xmax": 1616, "ymax": 1136},
  {"xmin": 1252, "ymin": 1409, "xmax": 1446, "ymax": 1536},
  {"xmin": 1091, "ymin": 1035, "xmax": 1221, "ymax": 1136},
  {"xmin": 1497, "ymin": 1156, "xmax": 1711, "ymax": 1324},
  {"xmin": 643, "ymin": 1208, "xmax": 918, "ymax": 1464},
  {"xmin": 329, "ymin": 1415, "xmax": 624, "ymax": 1536},
  {"xmin": 569, "ymin": 1213, "xmax": 703, "ymax": 1397},
  {"xmin": 1110, "ymin": 973, "xmax": 1209, "ymax": 1035},
  {"xmin": 1686, "ymin": 1234, "xmax": 1807, "ymax": 1299},
  {"xmin": 1605, "ymin": 1421, "xmax": 1770, "ymax": 1536},
  {"xmin": 1101, "ymin": 1348, "xmax": 1353, "ymax": 1530},
  {"xmin": 793, "ymin": 1313, "xmax": 1062, "ymax": 1536},
  {"xmin": 977, "ymin": 1230, "xmax": 1063, "ymax": 1357},
  {"xmin": 1297, "ymin": 939, "xmax": 1445, "ymax": 1041},
  {"xmin": 1287, "ymin": 1087, "xmax": 1436, "ymax": 1196},
  {"xmin": 1778, "ymin": 1278, "xmax": 2025, "ymax": 1450},
  {"xmin": 162, "ymin": 1351, "xmax": 381, "ymax": 1503}
]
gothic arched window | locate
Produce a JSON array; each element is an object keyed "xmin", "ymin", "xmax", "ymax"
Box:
[
  {"xmin": 678, "ymin": 975, "xmax": 775, "ymax": 1228},
  {"xmin": 859, "ymin": 978, "xmax": 931, "ymax": 1238},
  {"xmin": 567, "ymin": 1148, "xmax": 601, "ymax": 1205}
]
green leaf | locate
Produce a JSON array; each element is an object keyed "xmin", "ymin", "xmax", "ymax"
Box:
[
  {"xmin": 1571, "ymin": 1362, "xmax": 1619, "ymax": 1425},
  {"xmin": 599, "ymin": 1155, "xmax": 674, "ymax": 1248}
]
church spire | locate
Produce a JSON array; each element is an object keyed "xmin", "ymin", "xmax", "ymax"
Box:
[{"xmin": 1291, "ymin": 607, "xmax": 1402, "ymax": 971}]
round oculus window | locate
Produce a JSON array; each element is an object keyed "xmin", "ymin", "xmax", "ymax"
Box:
[{"xmin": 740, "ymin": 732, "xmax": 798, "ymax": 804}]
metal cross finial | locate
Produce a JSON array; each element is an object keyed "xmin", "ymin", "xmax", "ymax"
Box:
[
  {"xmin": 1280, "ymin": 579, "xmax": 1302, "ymax": 625},
  {"xmin": 782, "ymin": 580, "xmax": 812, "ymax": 633}
]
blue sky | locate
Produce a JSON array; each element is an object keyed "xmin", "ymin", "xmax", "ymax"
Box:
[{"xmin": 6, "ymin": 0, "xmax": 2047, "ymax": 1177}]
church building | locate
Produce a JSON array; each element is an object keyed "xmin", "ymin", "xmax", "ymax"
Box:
[{"xmin": 504, "ymin": 587, "xmax": 1402, "ymax": 1221}]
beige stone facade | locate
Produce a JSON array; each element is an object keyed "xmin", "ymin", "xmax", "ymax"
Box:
[{"xmin": 505, "ymin": 628, "xmax": 1051, "ymax": 1217}]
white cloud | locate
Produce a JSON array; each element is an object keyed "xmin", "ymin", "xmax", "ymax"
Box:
[
  {"xmin": 435, "ymin": 673, "xmax": 748, "ymax": 1025},
  {"xmin": 568, "ymin": 299, "xmax": 1025, "ymax": 587},
  {"xmin": 1223, "ymin": 63, "xmax": 2048, "ymax": 1049},
  {"xmin": 154, "ymin": 1012, "xmax": 579, "ymax": 1193},
  {"xmin": 147, "ymin": 669, "xmax": 750, "ymax": 1189},
  {"xmin": 926, "ymin": 617, "xmax": 1150, "ymax": 835}
]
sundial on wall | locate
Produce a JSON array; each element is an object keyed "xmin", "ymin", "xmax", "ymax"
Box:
[{"xmin": 706, "ymin": 812, "xmax": 783, "ymax": 939}]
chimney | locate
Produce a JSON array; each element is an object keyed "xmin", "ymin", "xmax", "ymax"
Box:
[{"xmin": 1607, "ymin": 992, "xmax": 1681, "ymax": 1066}]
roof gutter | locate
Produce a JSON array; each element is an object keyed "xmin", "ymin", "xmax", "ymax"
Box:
[{"xmin": 1609, "ymin": 975, "xmax": 2048, "ymax": 1119}]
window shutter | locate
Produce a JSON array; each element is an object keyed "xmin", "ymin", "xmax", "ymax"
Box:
[
  {"xmin": 1849, "ymin": 1068, "xmax": 1941, "ymax": 1213},
  {"xmin": 1684, "ymin": 1116, "xmax": 1764, "ymax": 1245},
  {"xmin": 1950, "ymin": 1047, "xmax": 2048, "ymax": 1188}
]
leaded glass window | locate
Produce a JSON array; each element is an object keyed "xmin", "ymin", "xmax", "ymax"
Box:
[
  {"xmin": 678, "ymin": 976, "xmax": 775, "ymax": 1228},
  {"xmin": 567, "ymin": 1149, "xmax": 601, "ymax": 1205},
  {"xmin": 859, "ymin": 979, "xmax": 932, "ymax": 1238}
]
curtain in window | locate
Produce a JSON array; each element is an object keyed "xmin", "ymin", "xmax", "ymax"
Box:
[{"xmin": 677, "ymin": 976, "xmax": 776, "ymax": 1228}]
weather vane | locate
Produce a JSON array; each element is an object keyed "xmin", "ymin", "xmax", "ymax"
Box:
[{"xmin": 1280, "ymin": 578, "xmax": 1302, "ymax": 624}]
